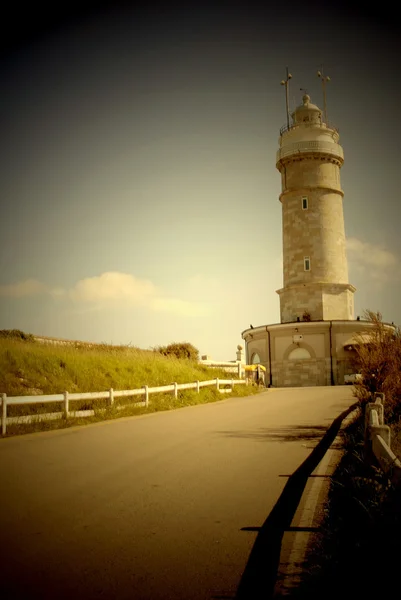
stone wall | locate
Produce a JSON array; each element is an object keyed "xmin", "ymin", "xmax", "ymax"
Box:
[
  {"xmin": 281, "ymin": 188, "xmax": 349, "ymax": 287},
  {"xmin": 322, "ymin": 287, "xmax": 354, "ymax": 321},
  {"xmin": 242, "ymin": 320, "xmax": 384, "ymax": 388},
  {"xmin": 272, "ymin": 358, "xmax": 328, "ymax": 387},
  {"xmin": 282, "ymin": 157, "xmax": 342, "ymax": 192},
  {"xmin": 278, "ymin": 283, "xmax": 354, "ymax": 323}
]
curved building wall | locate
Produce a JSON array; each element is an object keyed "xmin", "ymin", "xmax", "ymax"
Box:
[{"xmin": 242, "ymin": 321, "xmax": 389, "ymax": 388}]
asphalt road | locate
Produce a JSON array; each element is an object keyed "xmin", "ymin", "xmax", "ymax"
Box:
[{"xmin": 0, "ymin": 386, "xmax": 355, "ymax": 600}]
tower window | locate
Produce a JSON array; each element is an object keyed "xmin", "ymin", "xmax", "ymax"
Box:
[
  {"xmin": 304, "ymin": 257, "xmax": 311, "ymax": 271},
  {"xmin": 302, "ymin": 196, "xmax": 308, "ymax": 210}
]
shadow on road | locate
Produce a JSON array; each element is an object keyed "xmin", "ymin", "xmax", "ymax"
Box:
[
  {"xmin": 215, "ymin": 425, "xmax": 328, "ymax": 444},
  {"xmin": 230, "ymin": 401, "xmax": 359, "ymax": 600}
]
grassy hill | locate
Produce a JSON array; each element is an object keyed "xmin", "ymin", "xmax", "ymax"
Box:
[{"xmin": 0, "ymin": 331, "xmax": 259, "ymax": 436}]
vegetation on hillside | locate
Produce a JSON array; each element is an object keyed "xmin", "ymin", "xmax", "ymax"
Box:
[
  {"xmin": 153, "ymin": 341, "xmax": 199, "ymax": 361},
  {"xmin": 352, "ymin": 310, "xmax": 401, "ymax": 432},
  {"xmin": 1, "ymin": 338, "xmax": 213, "ymax": 397},
  {"xmin": 0, "ymin": 329, "xmax": 36, "ymax": 342},
  {"xmin": 0, "ymin": 331, "xmax": 259, "ymax": 436}
]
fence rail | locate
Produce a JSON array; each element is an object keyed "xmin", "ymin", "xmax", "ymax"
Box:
[
  {"xmin": 364, "ymin": 392, "xmax": 401, "ymax": 484},
  {"xmin": 198, "ymin": 361, "xmax": 243, "ymax": 377},
  {"xmin": 0, "ymin": 378, "xmax": 246, "ymax": 435}
]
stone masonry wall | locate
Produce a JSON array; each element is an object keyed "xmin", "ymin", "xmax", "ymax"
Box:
[
  {"xmin": 284, "ymin": 157, "xmax": 342, "ymax": 192},
  {"xmin": 322, "ymin": 287, "xmax": 354, "ymax": 321},
  {"xmin": 278, "ymin": 283, "xmax": 354, "ymax": 323},
  {"xmin": 281, "ymin": 187, "xmax": 349, "ymax": 287},
  {"xmin": 272, "ymin": 358, "xmax": 328, "ymax": 387}
]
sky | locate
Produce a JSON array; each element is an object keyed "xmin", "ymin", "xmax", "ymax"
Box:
[{"xmin": 1, "ymin": 2, "xmax": 400, "ymax": 360}]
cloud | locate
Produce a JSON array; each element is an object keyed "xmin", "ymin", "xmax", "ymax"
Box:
[
  {"xmin": 49, "ymin": 287, "xmax": 67, "ymax": 297},
  {"xmin": 69, "ymin": 272, "xmax": 156, "ymax": 305},
  {"xmin": 0, "ymin": 279, "xmax": 47, "ymax": 297},
  {"xmin": 347, "ymin": 237, "xmax": 399, "ymax": 284},
  {"xmin": 151, "ymin": 296, "xmax": 212, "ymax": 317},
  {"xmin": 347, "ymin": 237, "xmax": 397, "ymax": 269},
  {"xmin": 0, "ymin": 271, "xmax": 213, "ymax": 318},
  {"xmin": 69, "ymin": 273, "xmax": 212, "ymax": 316}
]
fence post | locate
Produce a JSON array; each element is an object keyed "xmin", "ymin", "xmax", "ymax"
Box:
[
  {"xmin": 64, "ymin": 391, "xmax": 69, "ymax": 419},
  {"xmin": 143, "ymin": 385, "xmax": 149, "ymax": 407},
  {"xmin": 109, "ymin": 388, "xmax": 114, "ymax": 407},
  {"xmin": 216, "ymin": 378, "xmax": 219, "ymax": 391},
  {"xmin": 173, "ymin": 382, "xmax": 178, "ymax": 400},
  {"xmin": 1, "ymin": 393, "xmax": 7, "ymax": 435},
  {"xmin": 196, "ymin": 380, "xmax": 200, "ymax": 394},
  {"xmin": 238, "ymin": 362, "xmax": 241, "ymax": 378},
  {"xmin": 231, "ymin": 378, "xmax": 234, "ymax": 391}
]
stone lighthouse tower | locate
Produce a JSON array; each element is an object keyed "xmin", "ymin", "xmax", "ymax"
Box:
[
  {"xmin": 276, "ymin": 93, "xmax": 356, "ymax": 323},
  {"xmin": 241, "ymin": 74, "xmax": 394, "ymax": 387}
]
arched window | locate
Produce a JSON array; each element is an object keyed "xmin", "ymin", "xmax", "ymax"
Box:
[
  {"xmin": 251, "ymin": 353, "xmax": 261, "ymax": 364},
  {"xmin": 288, "ymin": 347, "xmax": 311, "ymax": 360}
]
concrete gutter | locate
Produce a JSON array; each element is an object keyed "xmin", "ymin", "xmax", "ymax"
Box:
[
  {"xmin": 235, "ymin": 401, "xmax": 359, "ymax": 599},
  {"xmin": 273, "ymin": 407, "xmax": 359, "ymax": 596}
]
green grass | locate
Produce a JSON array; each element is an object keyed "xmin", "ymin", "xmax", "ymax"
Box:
[{"xmin": 0, "ymin": 338, "xmax": 260, "ymax": 436}]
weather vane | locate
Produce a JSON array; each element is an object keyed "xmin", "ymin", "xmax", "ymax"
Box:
[
  {"xmin": 317, "ymin": 66, "xmax": 330, "ymax": 123},
  {"xmin": 280, "ymin": 67, "xmax": 292, "ymax": 130}
]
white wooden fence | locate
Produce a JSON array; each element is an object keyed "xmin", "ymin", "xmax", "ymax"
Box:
[
  {"xmin": 364, "ymin": 392, "xmax": 401, "ymax": 484},
  {"xmin": 198, "ymin": 360, "xmax": 243, "ymax": 376},
  {"xmin": 0, "ymin": 377, "xmax": 246, "ymax": 435}
]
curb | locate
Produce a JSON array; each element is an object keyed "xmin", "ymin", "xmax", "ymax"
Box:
[{"xmin": 273, "ymin": 407, "xmax": 359, "ymax": 596}]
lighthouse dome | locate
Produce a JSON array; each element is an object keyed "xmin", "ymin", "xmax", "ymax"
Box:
[{"xmin": 292, "ymin": 94, "xmax": 322, "ymax": 125}]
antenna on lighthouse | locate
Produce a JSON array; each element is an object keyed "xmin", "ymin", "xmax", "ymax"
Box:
[
  {"xmin": 317, "ymin": 66, "xmax": 330, "ymax": 123},
  {"xmin": 280, "ymin": 67, "xmax": 292, "ymax": 130}
]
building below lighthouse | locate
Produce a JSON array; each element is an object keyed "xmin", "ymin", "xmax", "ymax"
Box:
[{"xmin": 241, "ymin": 89, "xmax": 393, "ymax": 387}]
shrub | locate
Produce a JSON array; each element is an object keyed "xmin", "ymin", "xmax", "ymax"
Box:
[
  {"xmin": 154, "ymin": 342, "xmax": 199, "ymax": 361},
  {"xmin": 0, "ymin": 329, "xmax": 35, "ymax": 342},
  {"xmin": 351, "ymin": 310, "xmax": 401, "ymax": 422}
]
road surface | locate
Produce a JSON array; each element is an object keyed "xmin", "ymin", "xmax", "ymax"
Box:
[{"xmin": 0, "ymin": 386, "xmax": 355, "ymax": 599}]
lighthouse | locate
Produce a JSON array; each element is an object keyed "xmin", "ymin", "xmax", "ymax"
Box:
[
  {"xmin": 241, "ymin": 72, "xmax": 393, "ymax": 387},
  {"xmin": 276, "ymin": 92, "xmax": 355, "ymax": 323}
]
